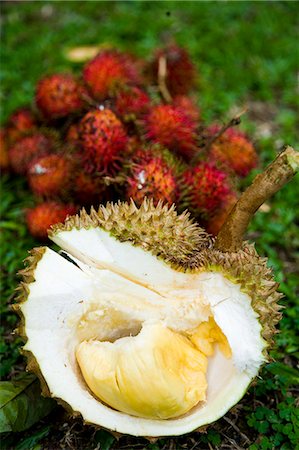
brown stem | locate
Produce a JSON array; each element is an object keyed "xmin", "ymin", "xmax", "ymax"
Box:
[
  {"xmin": 215, "ymin": 146, "xmax": 299, "ymax": 252},
  {"xmin": 158, "ymin": 56, "xmax": 172, "ymax": 103},
  {"xmin": 191, "ymin": 108, "xmax": 247, "ymax": 165}
]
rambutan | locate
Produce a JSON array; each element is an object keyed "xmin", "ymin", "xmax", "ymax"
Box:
[
  {"xmin": 74, "ymin": 170, "xmax": 106, "ymax": 206},
  {"xmin": 204, "ymin": 192, "xmax": 238, "ymax": 236},
  {"xmin": 172, "ymin": 95, "xmax": 200, "ymax": 122},
  {"xmin": 144, "ymin": 104, "xmax": 198, "ymax": 159},
  {"xmin": 6, "ymin": 107, "xmax": 37, "ymax": 143},
  {"xmin": 83, "ymin": 50, "xmax": 142, "ymax": 100},
  {"xmin": 28, "ymin": 154, "xmax": 74, "ymax": 198},
  {"xmin": 208, "ymin": 126, "xmax": 258, "ymax": 177},
  {"xmin": 0, "ymin": 129, "xmax": 9, "ymax": 171},
  {"xmin": 36, "ymin": 74, "xmax": 86, "ymax": 120},
  {"xmin": 79, "ymin": 109, "xmax": 127, "ymax": 173},
  {"xmin": 151, "ymin": 44, "xmax": 196, "ymax": 96},
  {"xmin": 180, "ymin": 162, "xmax": 232, "ymax": 218},
  {"xmin": 26, "ymin": 202, "xmax": 77, "ymax": 240},
  {"xmin": 114, "ymin": 87, "xmax": 151, "ymax": 121},
  {"xmin": 66, "ymin": 123, "xmax": 80, "ymax": 147},
  {"xmin": 125, "ymin": 147, "xmax": 180, "ymax": 206},
  {"xmin": 8, "ymin": 132, "xmax": 55, "ymax": 175}
]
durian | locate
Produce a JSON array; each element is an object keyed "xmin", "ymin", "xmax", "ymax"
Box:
[{"xmin": 15, "ymin": 147, "xmax": 298, "ymax": 437}]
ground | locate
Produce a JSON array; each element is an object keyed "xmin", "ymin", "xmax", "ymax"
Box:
[{"xmin": 0, "ymin": 2, "xmax": 298, "ymax": 449}]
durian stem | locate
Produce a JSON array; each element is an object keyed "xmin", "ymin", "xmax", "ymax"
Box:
[
  {"xmin": 215, "ymin": 146, "xmax": 299, "ymax": 252},
  {"xmin": 158, "ymin": 56, "xmax": 172, "ymax": 103}
]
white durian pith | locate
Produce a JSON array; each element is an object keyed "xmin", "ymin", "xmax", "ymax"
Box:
[{"xmin": 20, "ymin": 223, "xmax": 266, "ymax": 437}]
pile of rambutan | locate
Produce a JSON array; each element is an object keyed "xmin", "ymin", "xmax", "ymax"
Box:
[{"xmin": 1, "ymin": 44, "xmax": 258, "ymax": 239}]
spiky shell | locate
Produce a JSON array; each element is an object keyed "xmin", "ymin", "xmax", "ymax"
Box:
[
  {"xmin": 8, "ymin": 132, "xmax": 55, "ymax": 175},
  {"xmin": 125, "ymin": 147, "xmax": 181, "ymax": 206},
  {"xmin": 144, "ymin": 104, "xmax": 198, "ymax": 159},
  {"xmin": 114, "ymin": 86, "xmax": 151, "ymax": 121},
  {"xmin": 5, "ymin": 107, "xmax": 37, "ymax": 144},
  {"xmin": 83, "ymin": 50, "xmax": 142, "ymax": 100},
  {"xmin": 25, "ymin": 202, "xmax": 77, "ymax": 240},
  {"xmin": 151, "ymin": 44, "xmax": 196, "ymax": 96},
  {"xmin": 204, "ymin": 193, "xmax": 238, "ymax": 236},
  {"xmin": 180, "ymin": 162, "xmax": 233, "ymax": 218},
  {"xmin": 17, "ymin": 200, "xmax": 282, "ymax": 437},
  {"xmin": 36, "ymin": 74, "xmax": 86, "ymax": 120},
  {"xmin": 28, "ymin": 154, "xmax": 74, "ymax": 198},
  {"xmin": 0, "ymin": 128, "xmax": 10, "ymax": 171},
  {"xmin": 172, "ymin": 95, "xmax": 200, "ymax": 122},
  {"xmin": 208, "ymin": 126, "xmax": 258, "ymax": 177},
  {"xmin": 78, "ymin": 109, "xmax": 128, "ymax": 173}
]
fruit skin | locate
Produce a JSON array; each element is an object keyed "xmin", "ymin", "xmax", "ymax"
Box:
[
  {"xmin": 26, "ymin": 202, "xmax": 77, "ymax": 240},
  {"xmin": 0, "ymin": 129, "xmax": 10, "ymax": 171},
  {"xmin": 151, "ymin": 44, "xmax": 196, "ymax": 96},
  {"xmin": 208, "ymin": 126, "xmax": 258, "ymax": 177},
  {"xmin": 16, "ymin": 200, "xmax": 282, "ymax": 436},
  {"xmin": 50, "ymin": 199, "xmax": 282, "ymax": 342},
  {"xmin": 144, "ymin": 104, "xmax": 198, "ymax": 159},
  {"xmin": 28, "ymin": 154, "xmax": 74, "ymax": 198},
  {"xmin": 114, "ymin": 87, "xmax": 151, "ymax": 121},
  {"xmin": 180, "ymin": 162, "xmax": 232, "ymax": 218},
  {"xmin": 172, "ymin": 95, "xmax": 200, "ymax": 122},
  {"xmin": 204, "ymin": 192, "xmax": 238, "ymax": 236},
  {"xmin": 79, "ymin": 109, "xmax": 128, "ymax": 173},
  {"xmin": 5, "ymin": 107, "xmax": 37, "ymax": 143},
  {"xmin": 36, "ymin": 74, "xmax": 86, "ymax": 120},
  {"xmin": 83, "ymin": 50, "xmax": 142, "ymax": 100},
  {"xmin": 66, "ymin": 122, "xmax": 80, "ymax": 147},
  {"xmin": 125, "ymin": 147, "xmax": 180, "ymax": 206},
  {"xmin": 8, "ymin": 132, "xmax": 55, "ymax": 175}
]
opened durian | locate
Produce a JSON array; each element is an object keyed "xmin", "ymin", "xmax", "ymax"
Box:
[{"xmin": 15, "ymin": 148, "xmax": 298, "ymax": 437}]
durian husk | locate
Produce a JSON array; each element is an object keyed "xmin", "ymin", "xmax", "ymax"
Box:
[{"xmin": 15, "ymin": 199, "xmax": 282, "ymax": 434}]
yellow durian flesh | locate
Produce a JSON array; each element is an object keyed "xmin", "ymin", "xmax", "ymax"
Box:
[
  {"xmin": 76, "ymin": 323, "xmax": 208, "ymax": 419},
  {"xmin": 76, "ymin": 319, "xmax": 231, "ymax": 420}
]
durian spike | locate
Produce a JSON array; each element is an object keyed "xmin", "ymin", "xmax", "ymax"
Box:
[{"xmin": 215, "ymin": 146, "xmax": 299, "ymax": 252}]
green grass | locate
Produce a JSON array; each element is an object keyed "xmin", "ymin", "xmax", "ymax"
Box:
[{"xmin": 1, "ymin": 2, "xmax": 298, "ymax": 449}]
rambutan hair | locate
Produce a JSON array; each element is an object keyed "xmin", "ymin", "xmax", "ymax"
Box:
[
  {"xmin": 36, "ymin": 73, "xmax": 86, "ymax": 119},
  {"xmin": 8, "ymin": 132, "xmax": 55, "ymax": 175},
  {"xmin": 26, "ymin": 202, "xmax": 77, "ymax": 240},
  {"xmin": 78, "ymin": 108, "xmax": 128, "ymax": 174},
  {"xmin": 83, "ymin": 50, "xmax": 142, "ymax": 101},
  {"xmin": 144, "ymin": 104, "xmax": 198, "ymax": 159},
  {"xmin": 151, "ymin": 44, "xmax": 196, "ymax": 96},
  {"xmin": 180, "ymin": 162, "xmax": 232, "ymax": 218}
]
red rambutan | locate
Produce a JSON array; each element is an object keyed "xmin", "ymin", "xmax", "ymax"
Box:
[
  {"xmin": 144, "ymin": 104, "xmax": 198, "ymax": 159},
  {"xmin": 180, "ymin": 162, "xmax": 232, "ymax": 218},
  {"xmin": 172, "ymin": 95, "xmax": 200, "ymax": 122},
  {"xmin": 8, "ymin": 132, "xmax": 55, "ymax": 175},
  {"xmin": 114, "ymin": 87, "xmax": 151, "ymax": 121},
  {"xmin": 74, "ymin": 170, "xmax": 106, "ymax": 206},
  {"xmin": 28, "ymin": 154, "xmax": 74, "ymax": 198},
  {"xmin": 125, "ymin": 147, "xmax": 179, "ymax": 206},
  {"xmin": 204, "ymin": 192, "xmax": 238, "ymax": 236},
  {"xmin": 36, "ymin": 73, "xmax": 86, "ymax": 120},
  {"xmin": 79, "ymin": 109, "xmax": 128, "ymax": 173},
  {"xmin": 26, "ymin": 202, "xmax": 77, "ymax": 240},
  {"xmin": 0, "ymin": 129, "xmax": 10, "ymax": 171},
  {"xmin": 151, "ymin": 44, "xmax": 196, "ymax": 96},
  {"xmin": 208, "ymin": 126, "xmax": 258, "ymax": 177},
  {"xmin": 6, "ymin": 107, "xmax": 37, "ymax": 143},
  {"xmin": 66, "ymin": 122, "xmax": 80, "ymax": 147},
  {"xmin": 83, "ymin": 50, "xmax": 142, "ymax": 100}
]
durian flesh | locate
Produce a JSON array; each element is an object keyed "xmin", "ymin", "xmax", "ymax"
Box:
[{"xmin": 18, "ymin": 201, "xmax": 280, "ymax": 437}]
